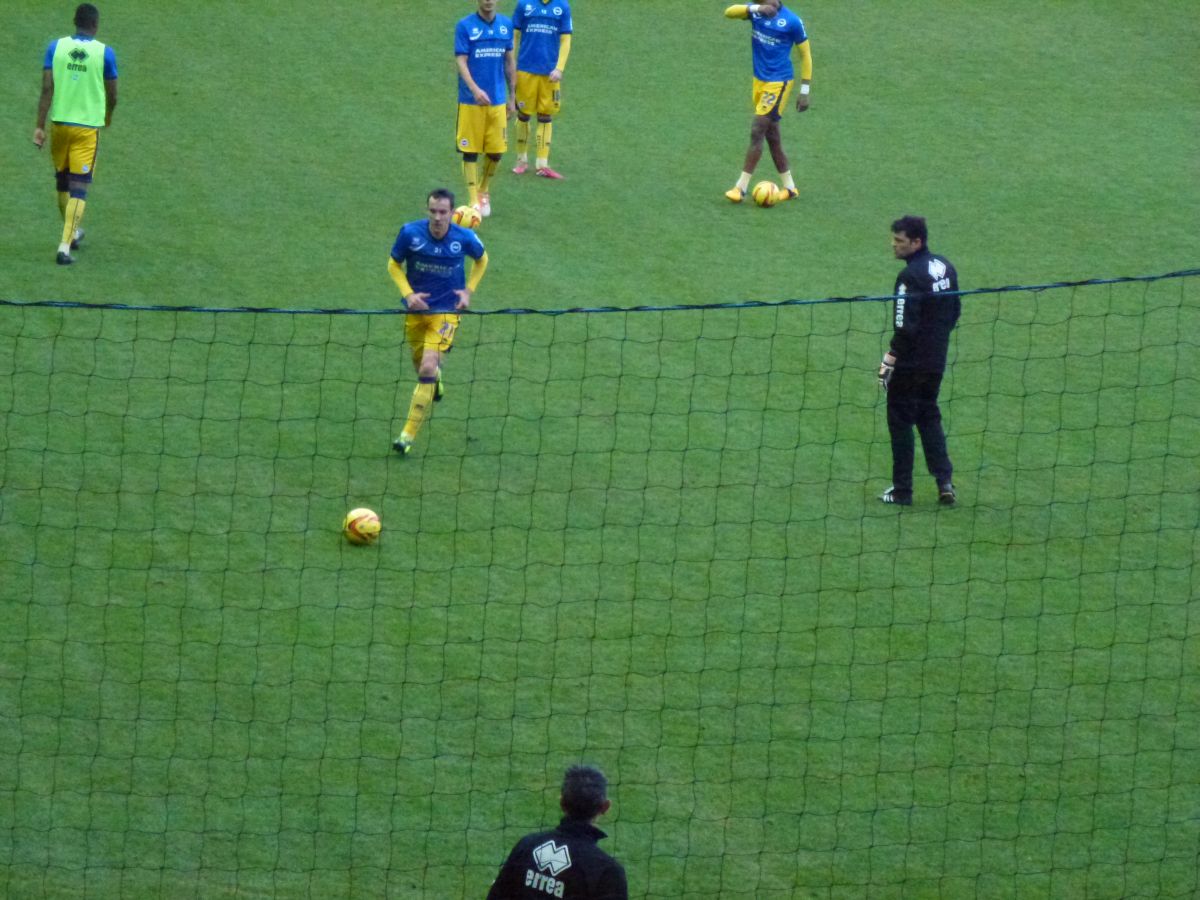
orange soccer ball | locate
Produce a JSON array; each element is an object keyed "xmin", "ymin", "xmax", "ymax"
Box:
[
  {"xmin": 342, "ymin": 508, "xmax": 381, "ymax": 545},
  {"xmin": 452, "ymin": 205, "xmax": 482, "ymax": 228},
  {"xmin": 751, "ymin": 181, "xmax": 781, "ymax": 208}
]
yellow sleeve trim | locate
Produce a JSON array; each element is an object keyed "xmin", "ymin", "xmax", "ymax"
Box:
[
  {"xmin": 795, "ymin": 39, "xmax": 813, "ymax": 81},
  {"xmin": 724, "ymin": 5, "xmax": 751, "ymax": 20},
  {"xmin": 388, "ymin": 257, "xmax": 413, "ymax": 297},
  {"xmin": 555, "ymin": 33, "xmax": 572, "ymax": 71},
  {"xmin": 466, "ymin": 251, "xmax": 489, "ymax": 293}
]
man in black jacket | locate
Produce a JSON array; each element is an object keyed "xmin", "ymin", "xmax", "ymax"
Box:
[
  {"xmin": 486, "ymin": 765, "xmax": 628, "ymax": 899},
  {"xmin": 877, "ymin": 215, "xmax": 961, "ymax": 506}
]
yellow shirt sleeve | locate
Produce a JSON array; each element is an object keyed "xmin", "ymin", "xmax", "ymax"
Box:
[
  {"xmin": 388, "ymin": 257, "xmax": 413, "ymax": 297},
  {"xmin": 795, "ymin": 39, "xmax": 813, "ymax": 81},
  {"xmin": 724, "ymin": 5, "xmax": 752, "ymax": 20},
  {"xmin": 466, "ymin": 251, "xmax": 489, "ymax": 293},
  {"xmin": 555, "ymin": 33, "xmax": 572, "ymax": 71}
]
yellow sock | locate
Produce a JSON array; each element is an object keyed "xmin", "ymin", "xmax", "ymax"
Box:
[
  {"xmin": 479, "ymin": 156, "xmax": 499, "ymax": 193},
  {"xmin": 535, "ymin": 121, "xmax": 553, "ymax": 167},
  {"xmin": 403, "ymin": 380, "xmax": 438, "ymax": 441},
  {"xmin": 463, "ymin": 159, "xmax": 479, "ymax": 206},
  {"xmin": 57, "ymin": 192, "xmax": 68, "ymax": 218},
  {"xmin": 516, "ymin": 119, "xmax": 530, "ymax": 160},
  {"xmin": 61, "ymin": 197, "xmax": 86, "ymax": 247}
]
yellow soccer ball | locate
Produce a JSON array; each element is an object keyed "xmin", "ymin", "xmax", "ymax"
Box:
[
  {"xmin": 752, "ymin": 181, "xmax": 780, "ymax": 208},
  {"xmin": 343, "ymin": 508, "xmax": 381, "ymax": 545},
  {"xmin": 452, "ymin": 205, "xmax": 482, "ymax": 229}
]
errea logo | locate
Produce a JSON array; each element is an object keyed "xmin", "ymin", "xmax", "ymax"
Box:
[
  {"xmin": 533, "ymin": 840, "xmax": 571, "ymax": 875},
  {"xmin": 523, "ymin": 840, "xmax": 572, "ymax": 898}
]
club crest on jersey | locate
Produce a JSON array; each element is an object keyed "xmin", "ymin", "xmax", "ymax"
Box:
[{"xmin": 450, "ymin": 241, "xmax": 462, "ymax": 253}]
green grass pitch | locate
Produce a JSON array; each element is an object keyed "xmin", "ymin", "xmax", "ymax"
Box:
[{"xmin": 2, "ymin": 2, "xmax": 1199, "ymax": 898}]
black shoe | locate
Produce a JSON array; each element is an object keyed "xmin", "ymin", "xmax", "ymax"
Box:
[
  {"xmin": 392, "ymin": 436, "xmax": 413, "ymax": 456},
  {"xmin": 879, "ymin": 486, "xmax": 912, "ymax": 506},
  {"xmin": 56, "ymin": 251, "xmax": 74, "ymax": 266},
  {"xmin": 938, "ymin": 483, "xmax": 956, "ymax": 505},
  {"xmin": 70, "ymin": 229, "xmax": 84, "ymax": 251}
]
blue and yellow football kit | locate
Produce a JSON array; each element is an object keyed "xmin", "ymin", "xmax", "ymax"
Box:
[
  {"xmin": 455, "ymin": 12, "xmax": 515, "ymax": 153},
  {"xmin": 388, "ymin": 218, "xmax": 488, "ymax": 453},
  {"xmin": 513, "ymin": 0, "xmax": 572, "ymax": 117},
  {"xmin": 727, "ymin": 4, "xmax": 811, "ymax": 120},
  {"xmin": 389, "ymin": 219, "xmax": 486, "ymax": 360}
]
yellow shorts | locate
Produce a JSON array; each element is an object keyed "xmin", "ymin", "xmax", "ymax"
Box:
[
  {"xmin": 516, "ymin": 72, "xmax": 561, "ymax": 118},
  {"xmin": 456, "ymin": 104, "xmax": 508, "ymax": 155},
  {"xmin": 50, "ymin": 123, "xmax": 99, "ymax": 178},
  {"xmin": 406, "ymin": 313, "xmax": 460, "ymax": 360},
  {"xmin": 752, "ymin": 79, "xmax": 794, "ymax": 120}
]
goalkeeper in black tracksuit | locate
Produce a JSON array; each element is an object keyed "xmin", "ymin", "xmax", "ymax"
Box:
[{"xmin": 877, "ymin": 215, "xmax": 961, "ymax": 506}]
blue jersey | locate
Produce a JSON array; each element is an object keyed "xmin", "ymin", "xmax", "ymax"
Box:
[
  {"xmin": 390, "ymin": 221, "xmax": 485, "ymax": 313},
  {"xmin": 749, "ymin": 6, "xmax": 807, "ymax": 82},
  {"xmin": 455, "ymin": 12, "xmax": 515, "ymax": 105},
  {"xmin": 512, "ymin": 0, "xmax": 572, "ymax": 75}
]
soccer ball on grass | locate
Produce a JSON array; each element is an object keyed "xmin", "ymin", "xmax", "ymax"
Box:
[
  {"xmin": 751, "ymin": 181, "xmax": 781, "ymax": 208},
  {"xmin": 343, "ymin": 508, "xmax": 381, "ymax": 545}
]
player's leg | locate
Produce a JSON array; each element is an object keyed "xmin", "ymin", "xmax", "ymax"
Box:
[
  {"xmin": 882, "ymin": 374, "xmax": 918, "ymax": 504},
  {"xmin": 728, "ymin": 80, "xmax": 783, "ymax": 202},
  {"xmin": 764, "ymin": 82, "xmax": 799, "ymax": 200},
  {"xmin": 534, "ymin": 76, "xmax": 563, "ymax": 179},
  {"xmin": 912, "ymin": 373, "xmax": 955, "ymax": 503},
  {"xmin": 514, "ymin": 113, "xmax": 532, "ymax": 173},
  {"xmin": 726, "ymin": 115, "xmax": 770, "ymax": 202},
  {"xmin": 395, "ymin": 316, "xmax": 458, "ymax": 454},
  {"xmin": 52, "ymin": 126, "xmax": 96, "ymax": 264},
  {"xmin": 513, "ymin": 71, "xmax": 535, "ymax": 173},
  {"xmin": 477, "ymin": 106, "xmax": 508, "ymax": 217},
  {"xmin": 457, "ymin": 105, "xmax": 484, "ymax": 209}
]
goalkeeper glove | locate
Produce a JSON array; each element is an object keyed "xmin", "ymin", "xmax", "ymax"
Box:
[{"xmin": 878, "ymin": 352, "xmax": 897, "ymax": 390}]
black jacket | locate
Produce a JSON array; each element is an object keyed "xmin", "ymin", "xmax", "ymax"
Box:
[
  {"xmin": 486, "ymin": 818, "xmax": 628, "ymax": 900},
  {"xmin": 889, "ymin": 247, "xmax": 961, "ymax": 373}
]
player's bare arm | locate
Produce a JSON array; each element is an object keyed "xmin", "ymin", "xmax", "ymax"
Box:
[
  {"xmin": 104, "ymin": 78, "xmax": 117, "ymax": 127},
  {"xmin": 456, "ymin": 55, "xmax": 491, "ymax": 105},
  {"xmin": 505, "ymin": 50, "xmax": 517, "ymax": 118},
  {"xmin": 33, "ymin": 70, "xmax": 54, "ymax": 148}
]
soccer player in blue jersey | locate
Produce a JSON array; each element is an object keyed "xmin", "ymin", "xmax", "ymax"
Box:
[
  {"xmin": 33, "ymin": 3, "xmax": 118, "ymax": 265},
  {"xmin": 511, "ymin": 0, "xmax": 573, "ymax": 180},
  {"xmin": 723, "ymin": 1, "xmax": 812, "ymax": 203},
  {"xmin": 455, "ymin": 0, "xmax": 517, "ymax": 218},
  {"xmin": 388, "ymin": 189, "xmax": 489, "ymax": 456}
]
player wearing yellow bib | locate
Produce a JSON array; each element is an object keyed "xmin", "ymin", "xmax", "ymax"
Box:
[
  {"xmin": 33, "ymin": 3, "xmax": 118, "ymax": 266},
  {"xmin": 388, "ymin": 189, "xmax": 489, "ymax": 456},
  {"xmin": 723, "ymin": 2, "xmax": 811, "ymax": 204},
  {"xmin": 511, "ymin": 0, "xmax": 573, "ymax": 180}
]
